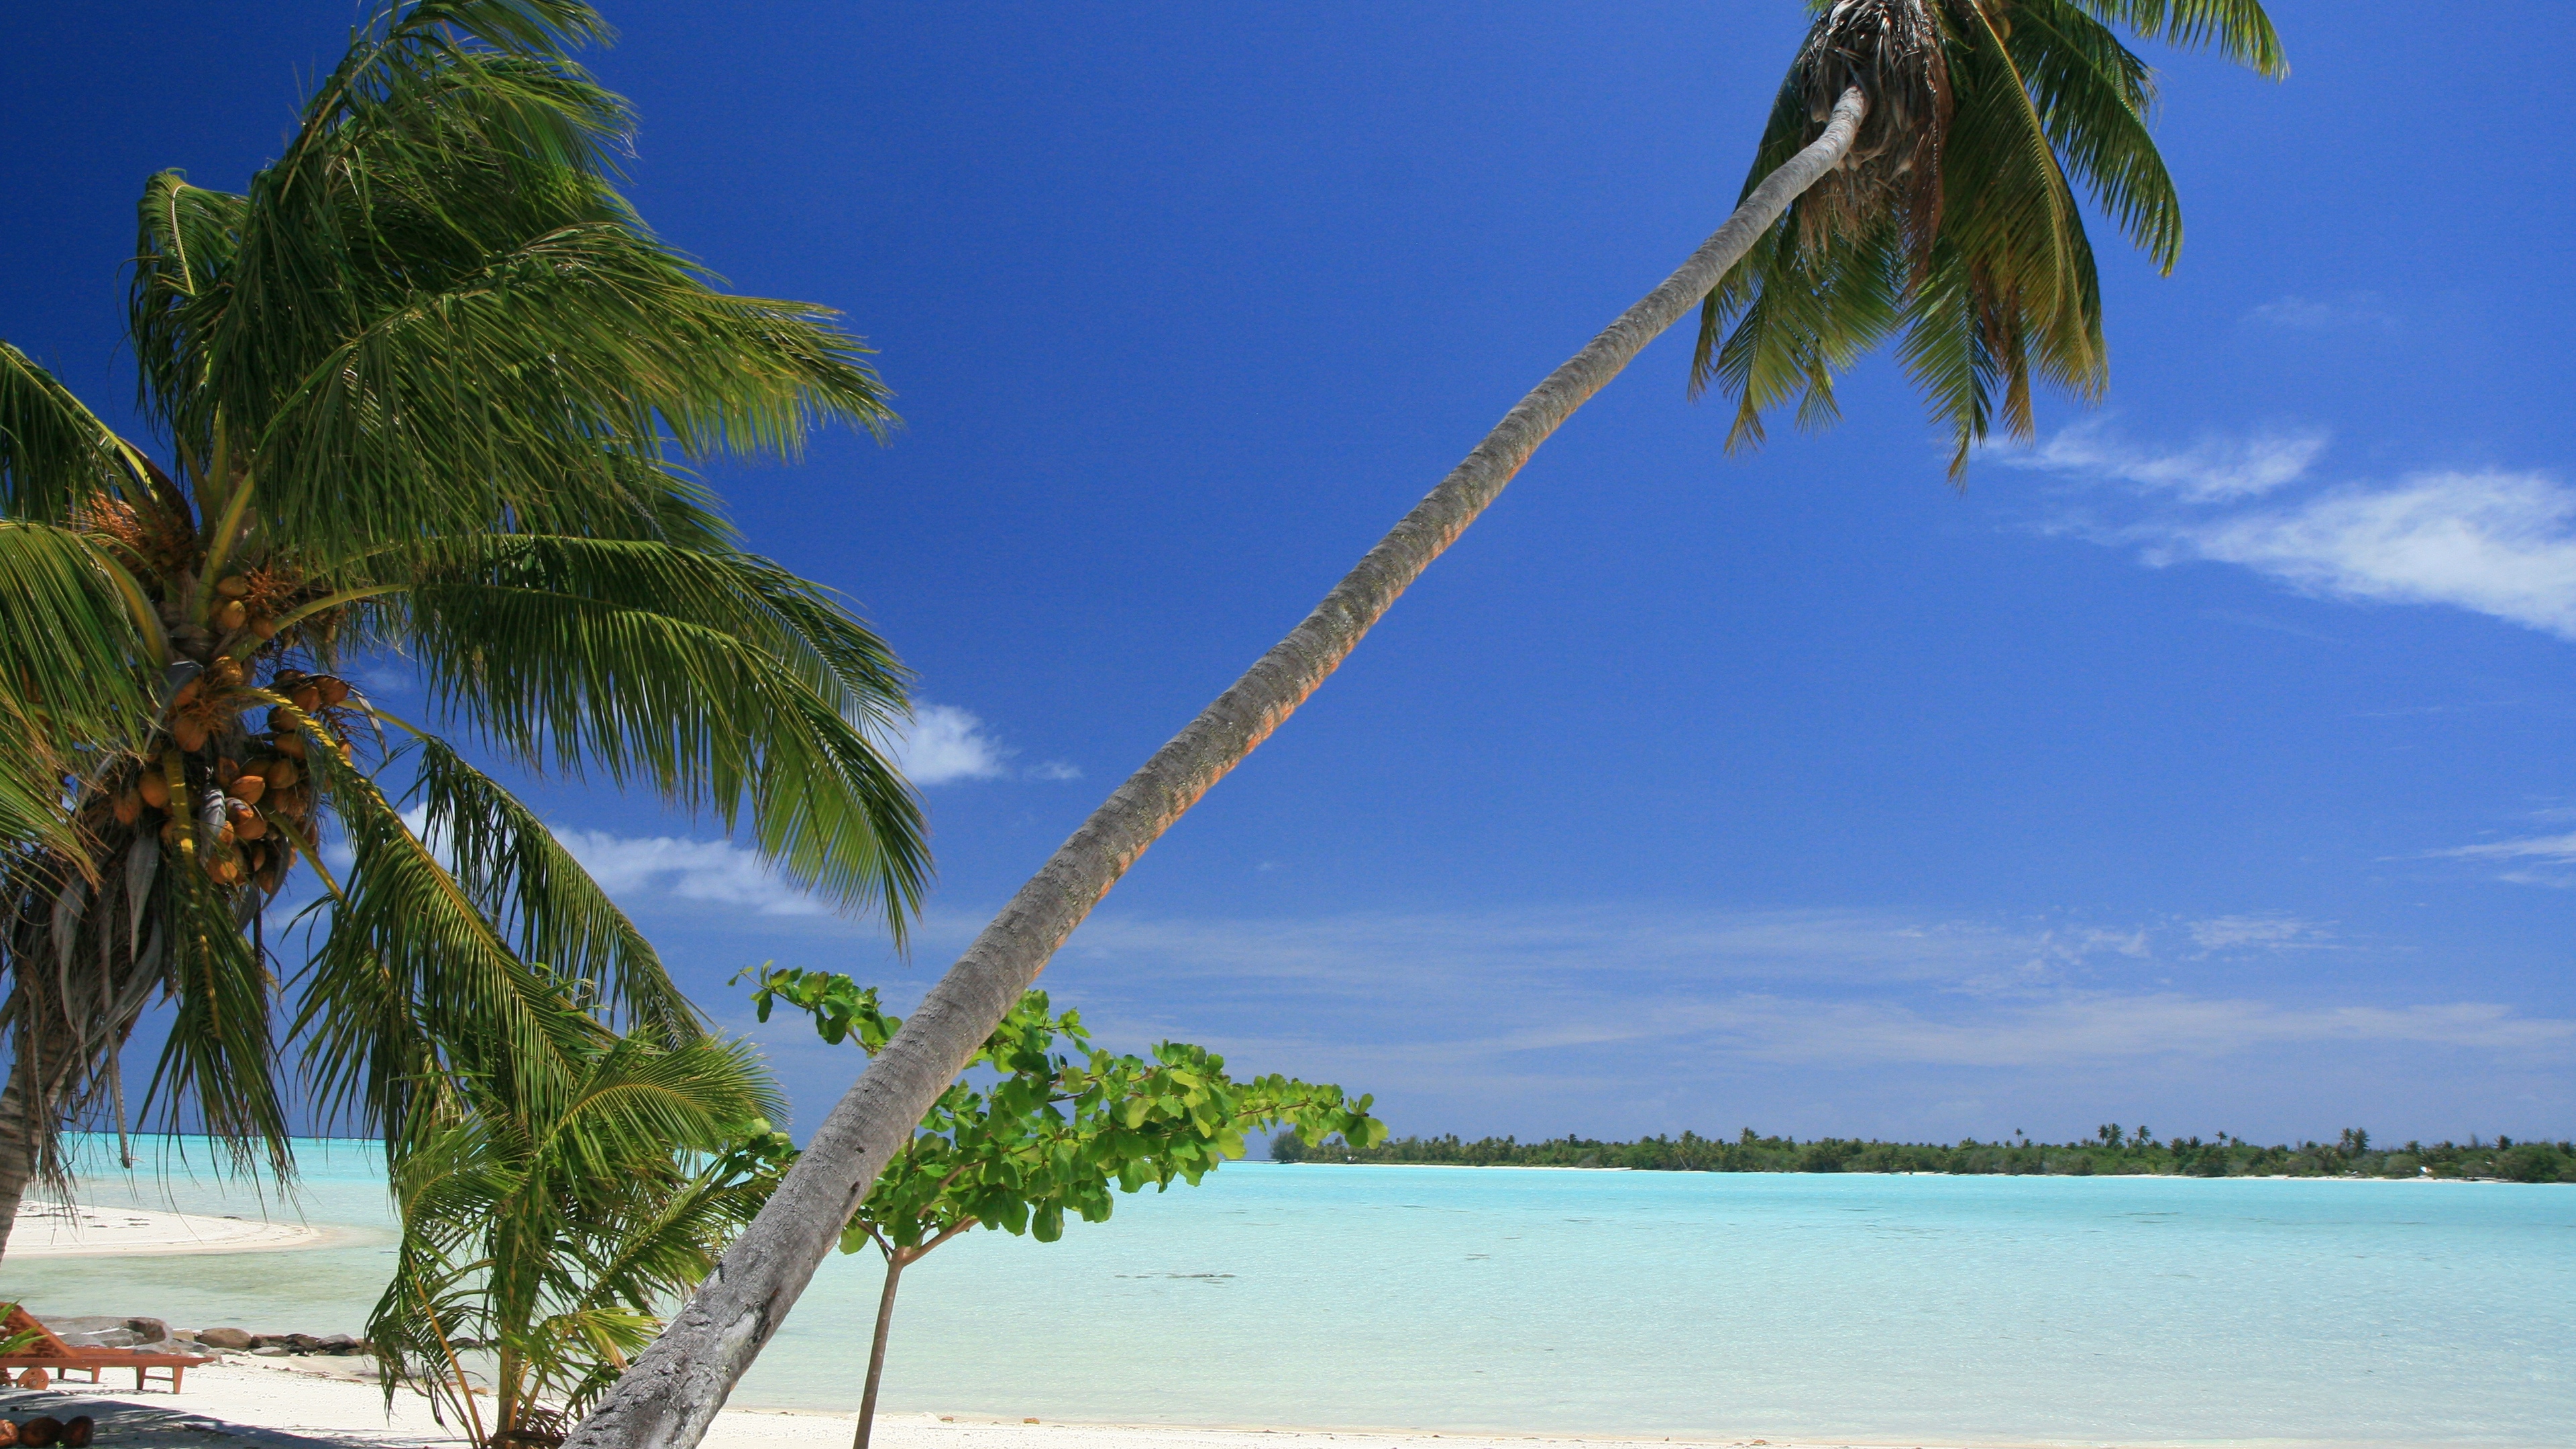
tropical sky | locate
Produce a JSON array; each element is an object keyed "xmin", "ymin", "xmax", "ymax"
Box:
[{"xmin": 8, "ymin": 3, "xmax": 2571, "ymax": 1146}]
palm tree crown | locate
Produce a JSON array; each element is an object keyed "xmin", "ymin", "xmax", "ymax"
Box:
[
  {"xmin": 0, "ymin": 0, "xmax": 927, "ymax": 1245},
  {"xmin": 1696, "ymin": 0, "xmax": 2285, "ymax": 474}
]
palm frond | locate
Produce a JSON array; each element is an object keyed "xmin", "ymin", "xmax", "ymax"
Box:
[
  {"xmin": 405, "ymin": 735, "xmax": 696, "ymax": 1040},
  {"xmin": 1696, "ymin": 0, "xmax": 2275, "ymax": 477},
  {"xmin": 139, "ymin": 851, "xmax": 293, "ymax": 1177},
  {"xmin": 2069, "ymin": 0, "xmax": 2286, "ymax": 76},
  {"xmin": 127, "ymin": 174, "xmax": 249, "ymax": 470},
  {"xmin": 292, "ymin": 733, "xmax": 600, "ymax": 1146},
  {"xmin": 2010, "ymin": 0, "xmax": 2179, "ymax": 272},
  {"xmin": 378, "ymin": 536, "xmax": 926, "ymax": 934},
  {"xmin": 0, "ymin": 521, "xmax": 160, "ymax": 853},
  {"xmin": 1, "ymin": 344, "xmax": 143, "ymax": 522},
  {"xmin": 150, "ymin": 1, "xmax": 892, "ymax": 559}
]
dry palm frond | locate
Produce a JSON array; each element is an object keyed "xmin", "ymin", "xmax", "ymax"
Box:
[{"xmin": 1792, "ymin": 0, "xmax": 1952, "ymax": 271}]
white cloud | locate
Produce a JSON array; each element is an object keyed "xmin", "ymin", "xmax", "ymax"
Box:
[
  {"xmin": 2430, "ymin": 831, "xmax": 2576, "ymax": 865},
  {"xmin": 553, "ymin": 828, "xmax": 826, "ymax": 916},
  {"xmin": 1999, "ymin": 419, "xmax": 2328, "ymax": 501},
  {"xmin": 2187, "ymin": 915, "xmax": 2334, "ymax": 951},
  {"xmin": 2427, "ymin": 829, "xmax": 2576, "ymax": 888},
  {"xmin": 2155, "ymin": 471, "xmax": 2576, "ymax": 639},
  {"xmin": 2011, "ymin": 422, "xmax": 2576, "ymax": 642},
  {"xmin": 2246, "ymin": 293, "xmax": 2394, "ymax": 331},
  {"xmin": 1027, "ymin": 760, "xmax": 1084, "ymax": 782},
  {"xmin": 884, "ymin": 703, "xmax": 1012, "ymax": 785}
]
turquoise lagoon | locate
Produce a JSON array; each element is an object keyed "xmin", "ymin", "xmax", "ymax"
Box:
[{"xmin": 11, "ymin": 1140, "xmax": 2571, "ymax": 1447}]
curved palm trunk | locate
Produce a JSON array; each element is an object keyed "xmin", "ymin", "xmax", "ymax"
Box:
[
  {"xmin": 0, "ymin": 841, "xmax": 167, "ymax": 1260},
  {"xmin": 562, "ymin": 86, "xmax": 1870, "ymax": 1449},
  {"xmin": 0, "ymin": 1007, "xmax": 79, "ymax": 1256}
]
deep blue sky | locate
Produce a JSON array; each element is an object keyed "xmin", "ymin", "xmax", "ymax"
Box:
[{"xmin": 8, "ymin": 3, "xmax": 2571, "ymax": 1146}]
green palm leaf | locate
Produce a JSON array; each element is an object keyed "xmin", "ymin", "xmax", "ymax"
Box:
[
  {"xmin": 0, "ymin": 520, "xmax": 160, "ymax": 855},
  {"xmin": 382, "ymin": 536, "xmax": 926, "ymax": 931},
  {"xmin": 1695, "ymin": 0, "xmax": 2282, "ymax": 476},
  {"xmin": 3, "ymin": 0, "xmax": 924, "ymax": 1238}
]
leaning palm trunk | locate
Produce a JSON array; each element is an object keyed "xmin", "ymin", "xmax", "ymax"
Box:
[
  {"xmin": 561, "ymin": 87, "xmax": 1870, "ymax": 1449},
  {"xmin": 0, "ymin": 838, "xmax": 180, "ymax": 1252}
]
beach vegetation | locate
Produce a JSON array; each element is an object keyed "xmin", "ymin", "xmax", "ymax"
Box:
[
  {"xmin": 368, "ymin": 972, "xmax": 785, "ymax": 1449},
  {"xmin": 574, "ymin": 5, "xmax": 2290, "ymax": 1440},
  {"xmin": 606, "ymin": 3, "xmax": 2289, "ymax": 1431},
  {"xmin": 0, "ymin": 0, "xmax": 924, "ymax": 1256},
  {"xmin": 1273, "ymin": 1128, "xmax": 2576, "ymax": 1182},
  {"xmin": 739, "ymin": 965, "xmax": 1381, "ymax": 1449}
]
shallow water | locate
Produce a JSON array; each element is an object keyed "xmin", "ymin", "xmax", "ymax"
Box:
[{"xmin": 13, "ymin": 1142, "xmax": 2571, "ymax": 1447}]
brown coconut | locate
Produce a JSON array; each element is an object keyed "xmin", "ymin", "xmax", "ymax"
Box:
[
  {"xmin": 317, "ymin": 676, "xmax": 351, "ymax": 706},
  {"xmin": 139, "ymin": 772, "xmax": 171, "ymax": 808},
  {"xmin": 113, "ymin": 791, "xmax": 142, "ymax": 825},
  {"xmin": 17, "ymin": 1415, "xmax": 57, "ymax": 1445},
  {"xmin": 291, "ymin": 684, "xmax": 324, "ymax": 712},
  {"xmin": 229, "ymin": 773, "xmax": 268, "ymax": 806},
  {"xmin": 266, "ymin": 759, "xmax": 301, "ymax": 790},
  {"xmin": 172, "ymin": 718, "xmax": 209, "ymax": 752},
  {"xmin": 274, "ymin": 732, "xmax": 308, "ymax": 759},
  {"xmin": 215, "ymin": 575, "xmax": 251, "ymax": 598},
  {"xmin": 215, "ymin": 600, "xmax": 248, "ymax": 631}
]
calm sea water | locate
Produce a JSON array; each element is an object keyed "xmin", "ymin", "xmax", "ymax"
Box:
[{"xmin": 11, "ymin": 1140, "xmax": 2571, "ymax": 1447}]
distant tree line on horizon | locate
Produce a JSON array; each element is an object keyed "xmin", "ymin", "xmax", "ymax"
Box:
[{"xmin": 1271, "ymin": 1124, "xmax": 2576, "ymax": 1183}]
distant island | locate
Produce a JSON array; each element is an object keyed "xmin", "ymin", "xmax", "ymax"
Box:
[{"xmin": 1272, "ymin": 1126, "xmax": 2575, "ymax": 1182}]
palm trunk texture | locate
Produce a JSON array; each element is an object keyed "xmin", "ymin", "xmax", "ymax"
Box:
[
  {"xmin": 0, "ymin": 839, "xmax": 169, "ymax": 1259},
  {"xmin": 562, "ymin": 87, "xmax": 1870, "ymax": 1449},
  {"xmin": 0, "ymin": 1008, "xmax": 78, "ymax": 1257}
]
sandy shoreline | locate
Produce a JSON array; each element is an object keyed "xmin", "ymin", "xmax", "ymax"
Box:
[
  {"xmin": 7, "ymin": 1202, "xmax": 331, "ymax": 1257},
  {"xmin": 0, "ymin": 1361, "xmax": 1985, "ymax": 1449}
]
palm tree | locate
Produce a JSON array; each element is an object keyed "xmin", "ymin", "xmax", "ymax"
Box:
[
  {"xmin": 369, "ymin": 975, "xmax": 784, "ymax": 1449},
  {"xmin": 0, "ymin": 0, "xmax": 926, "ymax": 1253},
  {"xmin": 565, "ymin": 5, "xmax": 2283, "ymax": 1446}
]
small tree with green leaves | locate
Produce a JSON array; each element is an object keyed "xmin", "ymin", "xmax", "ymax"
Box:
[{"xmin": 741, "ymin": 966, "xmax": 1383, "ymax": 1449}]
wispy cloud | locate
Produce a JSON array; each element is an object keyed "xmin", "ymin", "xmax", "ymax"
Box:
[
  {"xmin": 2245, "ymin": 292, "xmax": 2395, "ymax": 331},
  {"xmin": 553, "ymin": 829, "xmax": 828, "ymax": 916},
  {"xmin": 2186, "ymin": 914, "xmax": 2334, "ymax": 952},
  {"xmin": 1031, "ymin": 904, "xmax": 2572, "ymax": 1129},
  {"xmin": 2434, "ymin": 832, "xmax": 2576, "ymax": 864},
  {"xmin": 1027, "ymin": 759, "xmax": 1084, "ymax": 782},
  {"xmin": 2153, "ymin": 470, "xmax": 2576, "ymax": 639},
  {"xmin": 2002, "ymin": 419, "xmax": 2328, "ymax": 502},
  {"xmin": 2426, "ymin": 828, "xmax": 2576, "ymax": 888},
  {"xmin": 2009, "ymin": 424, "xmax": 2576, "ymax": 642}
]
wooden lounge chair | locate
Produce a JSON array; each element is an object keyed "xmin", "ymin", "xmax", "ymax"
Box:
[{"xmin": 0, "ymin": 1308, "xmax": 211, "ymax": 1393}]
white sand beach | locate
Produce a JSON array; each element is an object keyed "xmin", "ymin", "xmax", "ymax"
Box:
[
  {"xmin": 7, "ymin": 1201, "xmax": 329, "ymax": 1257},
  {"xmin": 1, "ymin": 1360, "xmax": 1915, "ymax": 1449}
]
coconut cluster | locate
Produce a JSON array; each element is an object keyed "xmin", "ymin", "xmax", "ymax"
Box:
[
  {"xmin": 106, "ymin": 666, "xmax": 347, "ymax": 894},
  {"xmin": 71, "ymin": 488, "xmax": 366, "ymax": 898}
]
